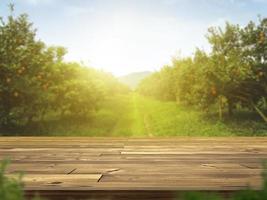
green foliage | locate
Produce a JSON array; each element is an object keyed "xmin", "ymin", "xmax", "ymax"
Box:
[
  {"xmin": 0, "ymin": 8, "xmax": 129, "ymax": 132},
  {"xmin": 15, "ymin": 94, "xmax": 264, "ymax": 136},
  {"xmin": 137, "ymin": 18, "xmax": 267, "ymax": 122},
  {"xmin": 0, "ymin": 160, "xmax": 45, "ymax": 200},
  {"xmin": 232, "ymin": 163, "xmax": 267, "ymax": 200},
  {"xmin": 129, "ymin": 94, "xmax": 266, "ymax": 136},
  {"xmin": 0, "ymin": 6, "xmax": 265, "ymax": 135},
  {"xmin": 0, "ymin": 160, "xmax": 24, "ymax": 200},
  {"xmin": 137, "ymin": 66, "xmax": 176, "ymax": 101},
  {"xmin": 0, "ymin": 10, "xmax": 50, "ymax": 126}
]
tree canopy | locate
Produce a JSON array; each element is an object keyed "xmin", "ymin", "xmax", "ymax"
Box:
[
  {"xmin": 0, "ymin": 7, "xmax": 129, "ymax": 128},
  {"xmin": 138, "ymin": 19, "xmax": 267, "ymax": 122}
]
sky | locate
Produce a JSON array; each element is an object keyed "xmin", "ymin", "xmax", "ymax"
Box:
[{"xmin": 0, "ymin": 0, "xmax": 267, "ymax": 76}]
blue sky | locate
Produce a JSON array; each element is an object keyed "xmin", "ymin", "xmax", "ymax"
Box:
[{"xmin": 0, "ymin": 0, "xmax": 266, "ymax": 76}]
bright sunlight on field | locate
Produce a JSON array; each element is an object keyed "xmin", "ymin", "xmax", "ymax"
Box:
[
  {"xmin": 0, "ymin": 2, "xmax": 266, "ymax": 137},
  {"xmin": 2, "ymin": 94, "xmax": 265, "ymax": 136},
  {"xmin": 0, "ymin": 2, "xmax": 267, "ymax": 200}
]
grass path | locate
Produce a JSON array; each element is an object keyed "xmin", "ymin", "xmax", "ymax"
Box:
[
  {"xmin": 11, "ymin": 93, "xmax": 267, "ymax": 136},
  {"xmin": 131, "ymin": 94, "xmax": 147, "ymax": 136},
  {"xmin": 108, "ymin": 94, "xmax": 267, "ymax": 136},
  {"xmin": 109, "ymin": 93, "xmax": 152, "ymax": 136},
  {"xmin": 99, "ymin": 93, "xmax": 159, "ymax": 136}
]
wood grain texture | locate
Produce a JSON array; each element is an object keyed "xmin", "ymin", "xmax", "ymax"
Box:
[{"xmin": 0, "ymin": 137, "xmax": 267, "ymax": 199}]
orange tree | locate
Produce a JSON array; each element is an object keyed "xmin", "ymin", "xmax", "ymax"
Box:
[
  {"xmin": 0, "ymin": 7, "xmax": 130, "ymax": 129},
  {"xmin": 138, "ymin": 66, "xmax": 176, "ymax": 101},
  {"xmin": 173, "ymin": 49, "xmax": 217, "ymax": 111},
  {"xmin": 0, "ymin": 9, "xmax": 57, "ymax": 126},
  {"xmin": 137, "ymin": 19, "xmax": 266, "ymax": 122},
  {"xmin": 137, "ymin": 72, "xmax": 161, "ymax": 99},
  {"xmin": 50, "ymin": 62, "xmax": 105, "ymax": 118},
  {"xmin": 207, "ymin": 20, "xmax": 267, "ymax": 120},
  {"xmin": 240, "ymin": 18, "xmax": 267, "ymax": 122},
  {"xmin": 206, "ymin": 23, "xmax": 252, "ymax": 117}
]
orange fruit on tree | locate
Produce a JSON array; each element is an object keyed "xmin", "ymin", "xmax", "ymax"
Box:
[
  {"xmin": 37, "ymin": 75, "xmax": 42, "ymax": 80},
  {"xmin": 258, "ymin": 71, "xmax": 264, "ymax": 77},
  {"xmin": 211, "ymin": 86, "xmax": 217, "ymax": 96},
  {"xmin": 6, "ymin": 78, "xmax": 11, "ymax": 83},
  {"xmin": 42, "ymin": 83, "xmax": 49, "ymax": 90},
  {"xmin": 14, "ymin": 92, "xmax": 19, "ymax": 97},
  {"xmin": 259, "ymin": 32, "xmax": 265, "ymax": 43},
  {"xmin": 17, "ymin": 69, "xmax": 23, "ymax": 74}
]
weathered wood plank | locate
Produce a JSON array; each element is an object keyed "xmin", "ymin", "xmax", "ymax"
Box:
[
  {"xmin": 1, "ymin": 137, "xmax": 266, "ymax": 194},
  {"xmin": 8, "ymin": 174, "xmax": 102, "ymax": 187}
]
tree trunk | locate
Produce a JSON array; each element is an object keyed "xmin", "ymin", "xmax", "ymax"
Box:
[
  {"xmin": 263, "ymin": 97, "xmax": 267, "ymax": 109},
  {"xmin": 228, "ymin": 100, "xmax": 234, "ymax": 116},
  {"xmin": 60, "ymin": 109, "xmax": 66, "ymax": 118},
  {"xmin": 27, "ymin": 115, "xmax": 34, "ymax": 126},
  {"xmin": 218, "ymin": 96, "xmax": 223, "ymax": 120},
  {"xmin": 2, "ymin": 93, "xmax": 12, "ymax": 127},
  {"xmin": 252, "ymin": 102, "xmax": 267, "ymax": 123},
  {"xmin": 41, "ymin": 110, "xmax": 46, "ymax": 121}
]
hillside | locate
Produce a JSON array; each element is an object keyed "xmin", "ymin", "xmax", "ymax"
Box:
[{"xmin": 119, "ymin": 71, "xmax": 152, "ymax": 89}]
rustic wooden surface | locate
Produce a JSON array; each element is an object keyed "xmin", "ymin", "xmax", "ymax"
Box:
[{"xmin": 0, "ymin": 137, "xmax": 267, "ymax": 199}]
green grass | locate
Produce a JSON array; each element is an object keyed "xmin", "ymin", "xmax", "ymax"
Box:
[
  {"xmin": 0, "ymin": 160, "xmax": 43, "ymax": 200},
  {"xmin": 0, "ymin": 160, "xmax": 24, "ymax": 200},
  {"xmin": 1, "ymin": 93, "xmax": 266, "ymax": 136},
  {"xmin": 128, "ymin": 94, "xmax": 267, "ymax": 136}
]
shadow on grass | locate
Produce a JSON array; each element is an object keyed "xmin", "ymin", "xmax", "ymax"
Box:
[
  {"xmin": 0, "ymin": 115, "xmax": 117, "ymax": 136},
  {"xmin": 0, "ymin": 96, "xmax": 266, "ymax": 136},
  {"xmin": 202, "ymin": 109, "xmax": 267, "ymax": 136}
]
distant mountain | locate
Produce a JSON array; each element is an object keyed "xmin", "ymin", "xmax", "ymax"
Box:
[{"xmin": 119, "ymin": 71, "xmax": 152, "ymax": 89}]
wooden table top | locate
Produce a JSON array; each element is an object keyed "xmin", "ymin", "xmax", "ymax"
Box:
[{"xmin": 0, "ymin": 137, "xmax": 267, "ymax": 199}]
